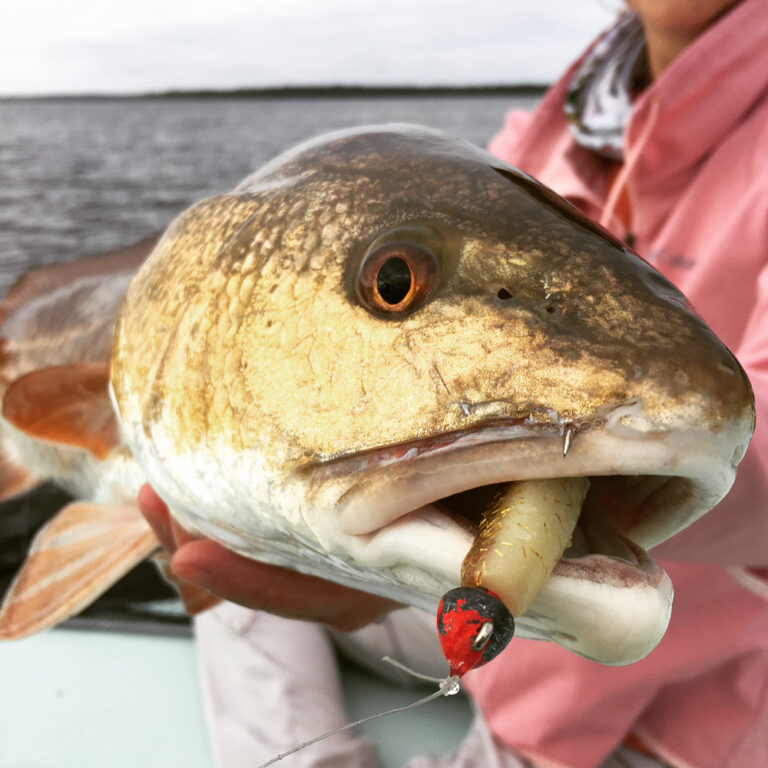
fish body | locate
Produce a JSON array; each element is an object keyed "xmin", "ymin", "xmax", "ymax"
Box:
[{"xmin": 0, "ymin": 126, "xmax": 755, "ymax": 664}]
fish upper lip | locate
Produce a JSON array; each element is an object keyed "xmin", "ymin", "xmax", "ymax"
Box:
[
  {"xmin": 313, "ymin": 402, "xmax": 625, "ymax": 477},
  {"xmin": 310, "ymin": 400, "xmax": 742, "ymax": 551}
]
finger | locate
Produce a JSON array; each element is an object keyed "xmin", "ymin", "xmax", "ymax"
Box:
[
  {"xmin": 137, "ymin": 484, "xmax": 176, "ymax": 552},
  {"xmin": 138, "ymin": 483, "xmax": 199, "ymax": 551},
  {"xmin": 171, "ymin": 540, "xmax": 399, "ymax": 631},
  {"xmin": 137, "ymin": 483, "xmax": 169, "ymax": 516},
  {"xmin": 169, "ymin": 515, "xmax": 199, "ymax": 548}
]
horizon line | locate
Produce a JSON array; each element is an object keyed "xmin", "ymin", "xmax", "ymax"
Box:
[{"xmin": 0, "ymin": 83, "xmax": 548, "ymax": 101}]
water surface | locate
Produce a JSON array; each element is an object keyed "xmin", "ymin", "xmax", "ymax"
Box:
[{"xmin": 0, "ymin": 95, "xmax": 537, "ymax": 295}]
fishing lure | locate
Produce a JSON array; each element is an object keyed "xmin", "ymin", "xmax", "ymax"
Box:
[
  {"xmin": 437, "ymin": 586, "xmax": 516, "ymax": 677},
  {"xmin": 258, "ymin": 586, "xmax": 515, "ymax": 767}
]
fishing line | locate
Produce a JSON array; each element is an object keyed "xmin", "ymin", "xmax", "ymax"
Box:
[{"xmin": 256, "ymin": 657, "xmax": 461, "ymax": 768}]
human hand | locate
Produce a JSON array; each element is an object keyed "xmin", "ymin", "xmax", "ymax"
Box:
[{"xmin": 137, "ymin": 484, "xmax": 400, "ymax": 631}]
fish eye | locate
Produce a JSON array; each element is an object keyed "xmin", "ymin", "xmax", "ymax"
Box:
[{"xmin": 356, "ymin": 241, "xmax": 439, "ymax": 317}]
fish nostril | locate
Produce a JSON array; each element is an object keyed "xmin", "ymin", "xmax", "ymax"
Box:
[
  {"xmin": 545, "ymin": 304, "xmax": 557, "ymax": 315},
  {"xmin": 496, "ymin": 287, "xmax": 514, "ymax": 302}
]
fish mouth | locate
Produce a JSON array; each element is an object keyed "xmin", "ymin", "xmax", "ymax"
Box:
[{"xmin": 313, "ymin": 399, "xmax": 747, "ymax": 665}]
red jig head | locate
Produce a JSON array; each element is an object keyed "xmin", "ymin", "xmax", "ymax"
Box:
[{"xmin": 436, "ymin": 587, "xmax": 515, "ymax": 677}]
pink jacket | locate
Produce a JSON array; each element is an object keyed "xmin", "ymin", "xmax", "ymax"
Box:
[{"xmin": 465, "ymin": 2, "xmax": 768, "ymax": 766}]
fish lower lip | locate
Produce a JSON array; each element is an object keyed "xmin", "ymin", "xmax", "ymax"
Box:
[
  {"xmin": 525, "ymin": 532, "xmax": 673, "ymax": 665},
  {"xmin": 357, "ymin": 480, "xmax": 675, "ymax": 665},
  {"xmin": 321, "ymin": 421, "xmax": 740, "ymax": 664}
]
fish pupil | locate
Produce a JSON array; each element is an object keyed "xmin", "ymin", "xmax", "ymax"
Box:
[{"xmin": 376, "ymin": 257, "xmax": 412, "ymax": 305}]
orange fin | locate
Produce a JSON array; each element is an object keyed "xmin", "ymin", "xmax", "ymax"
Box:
[
  {"xmin": 3, "ymin": 363, "xmax": 119, "ymax": 459},
  {"xmin": 152, "ymin": 551, "xmax": 221, "ymax": 616},
  {"xmin": 0, "ymin": 501, "xmax": 159, "ymax": 639}
]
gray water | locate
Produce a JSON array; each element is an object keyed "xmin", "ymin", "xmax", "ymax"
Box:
[{"xmin": 0, "ymin": 95, "xmax": 536, "ymax": 296}]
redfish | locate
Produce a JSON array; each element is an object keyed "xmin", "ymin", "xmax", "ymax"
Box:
[{"xmin": 0, "ymin": 126, "xmax": 754, "ymax": 664}]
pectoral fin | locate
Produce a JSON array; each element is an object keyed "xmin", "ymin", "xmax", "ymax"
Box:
[
  {"xmin": 2, "ymin": 363, "xmax": 119, "ymax": 459},
  {"xmin": 0, "ymin": 501, "xmax": 159, "ymax": 639}
]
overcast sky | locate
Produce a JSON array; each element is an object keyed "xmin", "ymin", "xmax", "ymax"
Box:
[{"xmin": 0, "ymin": 1, "xmax": 617, "ymax": 96}]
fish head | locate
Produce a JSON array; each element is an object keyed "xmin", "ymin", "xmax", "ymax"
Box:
[{"xmin": 111, "ymin": 125, "xmax": 754, "ymax": 665}]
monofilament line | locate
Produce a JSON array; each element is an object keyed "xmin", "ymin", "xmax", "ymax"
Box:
[
  {"xmin": 256, "ymin": 658, "xmax": 461, "ymax": 767},
  {"xmin": 381, "ymin": 655, "xmax": 457, "ymax": 685}
]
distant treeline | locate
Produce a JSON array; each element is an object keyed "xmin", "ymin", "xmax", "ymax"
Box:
[{"xmin": 2, "ymin": 84, "xmax": 547, "ymax": 101}]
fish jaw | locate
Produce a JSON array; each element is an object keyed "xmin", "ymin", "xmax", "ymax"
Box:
[
  {"xmin": 126, "ymin": 393, "xmax": 747, "ymax": 666},
  {"xmin": 311, "ymin": 401, "xmax": 746, "ymax": 665}
]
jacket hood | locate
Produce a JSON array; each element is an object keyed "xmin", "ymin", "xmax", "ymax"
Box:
[
  {"xmin": 492, "ymin": 0, "xmax": 768, "ymax": 246},
  {"xmin": 628, "ymin": 0, "xmax": 768, "ymax": 188}
]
